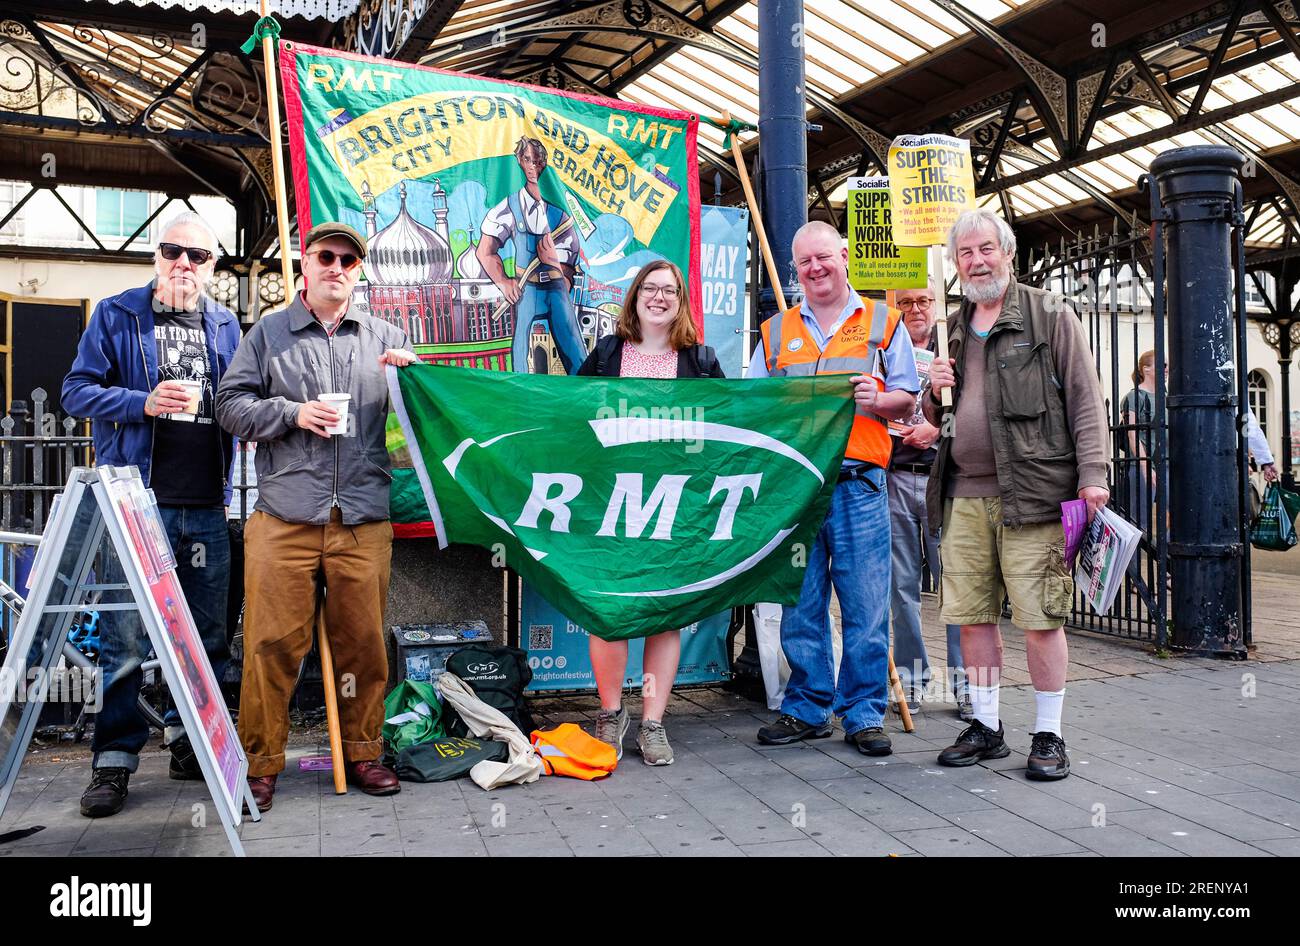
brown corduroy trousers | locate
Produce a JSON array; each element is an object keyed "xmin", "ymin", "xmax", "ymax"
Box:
[{"xmin": 238, "ymin": 509, "xmax": 393, "ymax": 777}]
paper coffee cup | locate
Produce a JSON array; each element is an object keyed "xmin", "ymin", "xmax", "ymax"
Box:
[
  {"xmin": 170, "ymin": 380, "xmax": 202, "ymax": 422},
  {"xmin": 320, "ymin": 392, "xmax": 350, "ymax": 435}
]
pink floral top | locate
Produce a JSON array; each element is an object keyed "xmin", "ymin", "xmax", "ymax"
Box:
[{"xmin": 620, "ymin": 342, "xmax": 678, "ymax": 379}]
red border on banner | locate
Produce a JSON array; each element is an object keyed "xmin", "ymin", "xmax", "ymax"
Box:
[{"xmin": 276, "ymin": 41, "xmax": 703, "ymax": 333}]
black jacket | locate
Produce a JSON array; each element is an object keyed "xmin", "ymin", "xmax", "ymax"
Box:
[{"xmin": 576, "ymin": 334, "xmax": 726, "ymax": 378}]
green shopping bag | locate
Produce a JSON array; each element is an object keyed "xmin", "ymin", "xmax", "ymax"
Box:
[
  {"xmin": 1250, "ymin": 483, "xmax": 1299, "ymax": 551},
  {"xmin": 383, "ymin": 680, "xmax": 446, "ymax": 755}
]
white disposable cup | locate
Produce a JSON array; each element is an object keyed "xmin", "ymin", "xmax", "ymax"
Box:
[
  {"xmin": 172, "ymin": 380, "xmax": 201, "ymax": 422},
  {"xmin": 319, "ymin": 392, "xmax": 350, "ymax": 435}
]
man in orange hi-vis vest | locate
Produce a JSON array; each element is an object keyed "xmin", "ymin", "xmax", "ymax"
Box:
[{"xmin": 749, "ymin": 220, "xmax": 920, "ymax": 756}]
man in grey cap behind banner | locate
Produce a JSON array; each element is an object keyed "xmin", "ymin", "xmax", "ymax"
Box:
[{"xmin": 216, "ymin": 221, "xmax": 417, "ymax": 813}]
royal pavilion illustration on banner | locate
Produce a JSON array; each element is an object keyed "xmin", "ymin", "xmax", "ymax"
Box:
[{"xmin": 351, "ymin": 177, "xmax": 618, "ymax": 375}]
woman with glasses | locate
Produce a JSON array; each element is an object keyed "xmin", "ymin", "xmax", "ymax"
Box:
[{"xmin": 576, "ymin": 259, "xmax": 725, "ymax": 765}]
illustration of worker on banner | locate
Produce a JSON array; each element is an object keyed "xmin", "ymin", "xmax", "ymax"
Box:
[{"xmin": 477, "ymin": 137, "xmax": 586, "ymax": 375}]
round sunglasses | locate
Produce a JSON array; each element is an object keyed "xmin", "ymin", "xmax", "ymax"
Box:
[
  {"xmin": 306, "ymin": 248, "xmax": 362, "ymax": 271},
  {"xmin": 158, "ymin": 242, "xmax": 214, "ymax": 265}
]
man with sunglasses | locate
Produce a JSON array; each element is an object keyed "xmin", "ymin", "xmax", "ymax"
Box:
[
  {"xmin": 63, "ymin": 211, "xmax": 241, "ymax": 817},
  {"xmin": 217, "ymin": 221, "xmax": 416, "ymax": 813}
]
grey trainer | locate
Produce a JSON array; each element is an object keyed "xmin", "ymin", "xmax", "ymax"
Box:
[
  {"xmin": 594, "ymin": 706, "xmax": 630, "ymax": 760},
  {"xmin": 636, "ymin": 720, "xmax": 674, "ymax": 766}
]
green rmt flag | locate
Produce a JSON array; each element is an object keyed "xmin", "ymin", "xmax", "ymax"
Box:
[{"xmin": 388, "ymin": 365, "xmax": 856, "ymax": 640}]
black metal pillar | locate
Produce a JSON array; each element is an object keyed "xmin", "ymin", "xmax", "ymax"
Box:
[
  {"xmin": 729, "ymin": 0, "xmax": 809, "ymax": 692},
  {"xmin": 757, "ymin": 0, "xmax": 807, "ymax": 320},
  {"xmin": 1150, "ymin": 145, "xmax": 1247, "ymax": 656},
  {"xmin": 1277, "ymin": 262, "xmax": 1297, "ymax": 489}
]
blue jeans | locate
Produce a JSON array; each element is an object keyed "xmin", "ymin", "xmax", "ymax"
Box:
[
  {"xmin": 511, "ymin": 281, "xmax": 587, "ymax": 375},
  {"xmin": 887, "ymin": 470, "xmax": 964, "ymax": 698},
  {"xmin": 779, "ymin": 467, "xmax": 891, "ymax": 734},
  {"xmin": 92, "ymin": 505, "xmax": 231, "ymax": 771}
]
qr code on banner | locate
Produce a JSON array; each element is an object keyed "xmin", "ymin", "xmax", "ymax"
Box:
[{"xmin": 528, "ymin": 624, "xmax": 553, "ymax": 651}]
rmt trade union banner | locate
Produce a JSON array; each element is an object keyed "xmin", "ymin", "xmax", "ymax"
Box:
[
  {"xmin": 279, "ymin": 42, "xmax": 701, "ymax": 376},
  {"xmin": 388, "ymin": 365, "xmax": 856, "ymax": 640}
]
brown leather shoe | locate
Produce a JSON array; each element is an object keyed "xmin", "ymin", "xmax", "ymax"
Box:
[
  {"xmin": 345, "ymin": 760, "xmax": 400, "ymax": 795},
  {"xmin": 245, "ymin": 774, "xmax": 277, "ymax": 813}
]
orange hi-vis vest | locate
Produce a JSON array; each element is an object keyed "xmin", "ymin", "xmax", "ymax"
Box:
[
  {"xmin": 530, "ymin": 723, "xmax": 618, "ymax": 780},
  {"xmin": 759, "ymin": 297, "xmax": 904, "ymax": 468}
]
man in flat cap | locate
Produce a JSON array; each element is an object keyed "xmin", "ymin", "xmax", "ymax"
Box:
[{"xmin": 216, "ymin": 222, "xmax": 417, "ymax": 812}]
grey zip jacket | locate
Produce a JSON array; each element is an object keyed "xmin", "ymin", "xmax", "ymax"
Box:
[{"xmin": 215, "ymin": 292, "xmax": 409, "ymax": 525}]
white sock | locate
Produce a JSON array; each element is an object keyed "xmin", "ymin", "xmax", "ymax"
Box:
[
  {"xmin": 970, "ymin": 684, "xmax": 999, "ymax": 731},
  {"xmin": 1034, "ymin": 689, "xmax": 1065, "ymax": 737}
]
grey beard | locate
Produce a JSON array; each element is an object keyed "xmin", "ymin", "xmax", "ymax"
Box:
[{"xmin": 962, "ymin": 273, "xmax": 1009, "ymax": 305}]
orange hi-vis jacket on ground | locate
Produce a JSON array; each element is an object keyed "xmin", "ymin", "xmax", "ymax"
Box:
[
  {"xmin": 530, "ymin": 723, "xmax": 618, "ymax": 780},
  {"xmin": 759, "ymin": 297, "xmax": 904, "ymax": 468}
]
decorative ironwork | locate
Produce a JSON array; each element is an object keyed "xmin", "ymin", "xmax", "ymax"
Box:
[
  {"xmin": 340, "ymin": 0, "xmax": 430, "ymax": 59},
  {"xmin": 0, "ymin": 16, "xmax": 265, "ymax": 145},
  {"xmin": 190, "ymin": 50, "xmax": 264, "ymax": 135},
  {"xmin": 259, "ymin": 270, "xmax": 285, "ymax": 306},
  {"xmin": 622, "ymin": 0, "xmax": 653, "ymax": 28},
  {"xmin": 1260, "ymin": 320, "xmax": 1300, "ymax": 355},
  {"xmin": 0, "ymin": 20, "xmax": 104, "ymax": 126},
  {"xmin": 930, "ymin": 0, "xmax": 1069, "ymax": 143},
  {"xmin": 431, "ymin": 0, "xmax": 884, "ymax": 156}
]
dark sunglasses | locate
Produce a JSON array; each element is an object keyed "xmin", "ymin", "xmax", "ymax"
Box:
[
  {"xmin": 307, "ymin": 248, "xmax": 362, "ymax": 271},
  {"xmin": 158, "ymin": 242, "xmax": 214, "ymax": 265}
]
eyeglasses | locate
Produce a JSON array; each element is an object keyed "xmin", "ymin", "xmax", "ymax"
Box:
[
  {"xmin": 158, "ymin": 242, "xmax": 214, "ymax": 265},
  {"xmin": 897, "ymin": 297, "xmax": 934, "ymax": 310},
  {"xmin": 307, "ymin": 248, "xmax": 362, "ymax": 271},
  {"xmin": 640, "ymin": 284, "xmax": 679, "ymax": 299}
]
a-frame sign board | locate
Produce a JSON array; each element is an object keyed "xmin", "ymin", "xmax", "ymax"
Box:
[{"xmin": 0, "ymin": 466, "xmax": 259, "ymax": 855}]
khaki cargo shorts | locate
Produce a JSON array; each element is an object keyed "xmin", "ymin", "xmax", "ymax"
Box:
[{"xmin": 939, "ymin": 496, "xmax": 1073, "ymax": 631}]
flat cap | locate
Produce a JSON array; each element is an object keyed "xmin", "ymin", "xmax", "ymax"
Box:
[{"xmin": 303, "ymin": 221, "xmax": 367, "ymax": 258}]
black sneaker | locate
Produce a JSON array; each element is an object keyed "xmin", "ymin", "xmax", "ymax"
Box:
[
  {"xmin": 1026, "ymin": 731, "xmax": 1070, "ymax": 781},
  {"xmin": 756, "ymin": 714, "xmax": 832, "ymax": 746},
  {"xmin": 937, "ymin": 719, "xmax": 1011, "ymax": 767},
  {"xmin": 845, "ymin": 726, "xmax": 892, "ymax": 756},
  {"xmin": 167, "ymin": 735, "xmax": 204, "ymax": 781},
  {"xmin": 80, "ymin": 767, "xmax": 130, "ymax": 818}
]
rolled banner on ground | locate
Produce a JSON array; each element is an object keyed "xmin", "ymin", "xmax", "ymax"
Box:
[{"xmin": 387, "ymin": 364, "xmax": 856, "ymax": 640}]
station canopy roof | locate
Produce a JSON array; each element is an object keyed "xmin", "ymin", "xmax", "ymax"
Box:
[{"xmin": 2, "ymin": 0, "xmax": 1297, "ymax": 264}]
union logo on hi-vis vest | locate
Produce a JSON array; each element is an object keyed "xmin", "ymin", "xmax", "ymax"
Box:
[
  {"xmin": 788, "ymin": 338, "xmax": 803, "ymax": 351},
  {"xmin": 388, "ymin": 364, "xmax": 856, "ymax": 640}
]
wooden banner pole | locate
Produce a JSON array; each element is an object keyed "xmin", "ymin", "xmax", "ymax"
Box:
[
  {"xmin": 258, "ymin": 0, "xmax": 296, "ymax": 298},
  {"xmin": 718, "ymin": 110, "xmax": 788, "ymax": 314},
  {"xmin": 928, "ymin": 245, "xmax": 953, "ymax": 409}
]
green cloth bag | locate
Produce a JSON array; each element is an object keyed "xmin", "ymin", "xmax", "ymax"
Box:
[
  {"xmin": 382, "ymin": 680, "xmax": 446, "ymax": 755},
  {"xmin": 1250, "ymin": 483, "xmax": 1299, "ymax": 551},
  {"xmin": 395, "ymin": 737, "xmax": 509, "ymax": 782}
]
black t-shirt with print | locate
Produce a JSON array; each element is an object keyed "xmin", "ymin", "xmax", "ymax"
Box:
[{"xmin": 151, "ymin": 305, "xmax": 224, "ymax": 506}]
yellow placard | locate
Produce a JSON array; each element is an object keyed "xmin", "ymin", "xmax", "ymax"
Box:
[
  {"xmin": 887, "ymin": 134, "xmax": 977, "ymax": 247},
  {"xmin": 319, "ymin": 92, "xmax": 679, "ymax": 246},
  {"xmin": 847, "ymin": 177, "xmax": 927, "ymax": 290}
]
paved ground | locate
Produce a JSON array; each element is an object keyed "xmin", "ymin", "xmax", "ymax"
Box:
[{"xmin": 2, "ymin": 573, "xmax": 1298, "ymax": 857}]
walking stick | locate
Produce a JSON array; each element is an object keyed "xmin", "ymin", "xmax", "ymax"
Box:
[
  {"xmin": 888, "ymin": 650, "xmax": 915, "ymax": 733},
  {"xmin": 315, "ymin": 589, "xmax": 348, "ymax": 794}
]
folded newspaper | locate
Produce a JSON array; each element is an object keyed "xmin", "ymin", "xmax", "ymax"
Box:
[{"xmin": 1065, "ymin": 502, "xmax": 1143, "ymax": 615}]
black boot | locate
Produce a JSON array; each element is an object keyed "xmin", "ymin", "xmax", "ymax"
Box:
[{"xmin": 80, "ymin": 767, "xmax": 130, "ymax": 818}]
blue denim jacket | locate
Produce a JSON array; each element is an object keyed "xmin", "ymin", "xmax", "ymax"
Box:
[{"xmin": 61, "ymin": 283, "xmax": 241, "ymax": 503}]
